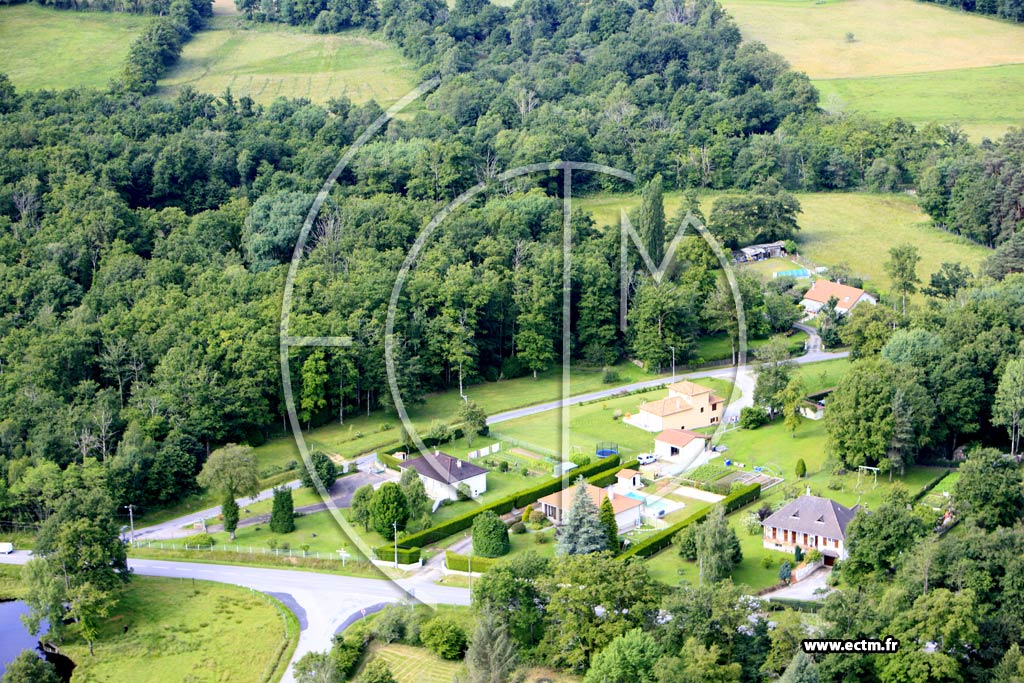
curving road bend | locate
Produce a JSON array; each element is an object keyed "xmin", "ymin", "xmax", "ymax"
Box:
[{"xmin": 0, "ymin": 551, "xmax": 469, "ymax": 683}]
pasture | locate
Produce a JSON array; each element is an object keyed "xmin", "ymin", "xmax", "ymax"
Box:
[
  {"xmin": 576, "ymin": 191, "xmax": 991, "ymax": 298},
  {"xmin": 158, "ymin": 20, "xmax": 418, "ymax": 106},
  {"xmin": 0, "ymin": 5, "xmax": 149, "ymax": 91},
  {"xmin": 719, "ymin": 0, "xmax": 1024, "ymax": 139},
  {"xmin": 62, "ymin": 577, "xmax": 297, "ymax": 683}
]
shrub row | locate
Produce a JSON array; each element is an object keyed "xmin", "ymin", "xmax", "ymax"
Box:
[
  {"xmin": 912, "ymin": 468, "xmax": 955, "ymax": 502},
  {"xmin": 619, "ymin": 482, "xmax": 762, "ymax": 559},
  {"xmin": 395, "ymin": 455, "xmax": 623, "ymax": 549},
  {"xmin": 444, "ymin": 550, "xmax": 499, "ymax": 573},
  {"xmin": 372, "ymin": 545, "xmax": 422, "ymax": 564},
  {"xmin": 119, "ymin": 0, "xmax": 211, "ymax": 93}
]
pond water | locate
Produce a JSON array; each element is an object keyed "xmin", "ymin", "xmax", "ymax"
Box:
[{"xmin": 0, "ymin": 600, "xmax": 42, "ymax": 676}]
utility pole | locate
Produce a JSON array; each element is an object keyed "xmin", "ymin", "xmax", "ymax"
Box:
[
  {"xmin": 393, "ymin": 521, "xmax": 398, "ymax": 568},
  {"xmin": 124, "ymin": 504, "xmax": 135, "ymax": 546},
  {"xmin": 670, "ymin": 345, "xmax": 676, "ymax": 380},
  {"xmin": 468, "ymin": 548, "xmax": 473, "ymax": 592}
]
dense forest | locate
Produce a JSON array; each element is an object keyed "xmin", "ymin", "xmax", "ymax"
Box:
[
  {"xmin": 0, "ymin": 0, "xmax": 1022, "ymax": 519},
  {"xmin": 919, "ymin": 0, "xmax": 1024, "ymax": 22}
]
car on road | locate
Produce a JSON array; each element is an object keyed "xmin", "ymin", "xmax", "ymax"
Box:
[{"xmin": 0, "ymin": 542, "xmax": 14, "ymax": 554}]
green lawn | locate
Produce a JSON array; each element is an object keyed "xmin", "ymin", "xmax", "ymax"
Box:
[
  {"xmin": 695, "ymin": 331, "xmax": 808, "ymax": 364},
  {"xmin": 793, "ymin": 358, "xmax": 851, "ymax": 394},
  {"xmin": 61, "ymin": 577, "xmax": 297, "ymax": 683},
  {"xmin": 491, "ymin": 378, "xmax": 738, "ymax": 457},
  {"xmin": 576, "ymin": 191, "xmax": 991, "ymax": 299},
  {"xmin": 182, "ymin": 505, "xmax": 365, "ymax": 558},
  {"xmin": 719, "ymin": 0, "xmax": 1024, "ymax": 139},
  {"xmin": 158, "ymin": 19, "xmax": 418, "ymax": 106},
  {"xmin": 0, "ymin": 5, "xmax": 150, "ymax": 91},
  {"xmin": 815, "ymin": 64, "xmax": 1024, "ymax": 142}
]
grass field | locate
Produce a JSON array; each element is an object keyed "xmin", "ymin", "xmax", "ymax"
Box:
[
  {"xmin": 576, "ymin": 191, "xmax": 991, "ymax": 299},
  {"xmin": 815, "ymin": 64, "xmax": 1024, "ymax": 142},
  {"xmin": 491, "ymin": 377, "xmax": 738, "ymax": 457},
  {"xmin": 62, "ymin": 577, "xmax": 297, "ymax": 683},
  {"xmin": 718, "ymin": 0, "xmax": 1024, "ymax": 139},
  {"xmin": 159, "ymin": 18, "xmax": 418, "ymax": 106},
  {"xmin": 361, "ymin": 642, "xmax": 465, "ymax": 683},
  {"xmin": 0, "ymin": 5, "xmax": 149, "ymax": 91}
]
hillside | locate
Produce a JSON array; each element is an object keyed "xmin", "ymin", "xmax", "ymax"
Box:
[
  {"xmin": 158, "ymin": 18, "xmax": 418, "ymax": 106},
  {"xmin": 575, "ymin": 191, "xmax": 991, "ymax": 297},
  {"xmin": 0, "ymin": 5, "xmax": 150, "ymax": 91},
  {"xmin": 719, "ymin": 0, "xmax": 1024, "ymax": 140}
]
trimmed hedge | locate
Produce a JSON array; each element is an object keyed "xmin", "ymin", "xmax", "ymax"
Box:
[
  {"xmin": 445, "ymin": 550, "xmax": 499, "ymax": 573},
  {"xmin": 587, "ymin": 458, "xmax": 639, "ymax": 488},
  {"xmin": 619, "ymin": 482, "xmax": 761, "ymax": 559},
  {"xmin": 912, "ymin": 468, "xmax": 955, "ymax": 501},
  {"xmin": 396, "ymin": 455, "xmax": 624, "ymax": 549},
  {"xmin": 378, "ymin": 452, "xmax": 402, "ymax": 471},
  {"xmin": 373, "ymin": 545, "xmax": 422, "ymax": 564}
]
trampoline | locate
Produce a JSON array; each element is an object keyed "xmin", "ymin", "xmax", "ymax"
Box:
[{"xmin": 595, "ymin": 441, "xmax": 619, "ymax": 458}]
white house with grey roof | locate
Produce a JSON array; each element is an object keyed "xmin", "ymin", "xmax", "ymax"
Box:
[
  {"xmin": 397, "ymin": 451, "xmax": 488, "ymax": 501},
  {"xmin": 761, "ymin": 494, "xmax": 858, "ymax": 565}
]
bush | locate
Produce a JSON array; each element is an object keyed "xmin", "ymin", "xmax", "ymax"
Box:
[
  {"xmin": 510, "ymin": 521, "xmax": 527, "ymax": 534},
  {"xmin": 370, "ymin": 482, "xmax": 410, "ymax": 536},
  {"xmin": 358, "ymin": 659, "xmax": 397, "ymax": 683},
  {"xmin": 444, "ymin": 551, "xmax": 498, "ymax": 572},
  {"xmin": 521, "ymin": 504, "xmax": 533, "ymax": 524},
  {"xmin": 761, "ymin": 555, "xmax": 775, "ymax": 569},
  {"xmin": 601, "ymin": 367, "xmax": 621, "ymax": 384},
  {"xmin": 534, "ymin": 532, "xmax": 550, "ymax": 544},
  {"xmin": 373, "ymin": 545, "xmax": 422, "ymax": 564},
  {"xmin": 372, "ymin": 605, "xmax": 408, "ymax": 643},
  {"xmin": 472, "ymin": 510, "xmax": 511, "ymax": 558},
  {"xmin": 795, "ymin": 458, "xmax": 807, "ymax": 478},
  {"xmin": 794, "ymin": 545, "xmax": 804, "ymax": 563},
  {"xmin": 270, "ymin": 487, "xmax": 295, "ymax": 534},
  {"xmin": 456, "ymin": 483, "xmax": 472, "ymax": 500},
  {"xmin": 421, "ymin": 616, "xmax": 468, "ymax": 660},
  {"xmin": 190, "ymin": 533, "xmax": 215, "ymax": 548},
  {"xmin": 570, "ymin": 452, "xmax": 592, "ymax": 467},
  {"xmin": 529, "ymin": 509, "xmax": 546, "ymax": 524},
  {"xmin": 674, "ymin": 524, "xmax": 698, "ymax": 560},
  {"xmin": 805, "ymin": 548, "xmax": 823, "ymax": 564},
  {"xmin": 498, "ymin": 460, "xmax": 509, "ymax": 473},
  {"xmin": 779, "ymin": 560, "xmax": 793, "ymax": 584},
  {"xmin": 740, "ymin": 406, "xmax": 770, "ymax": 429},
  {"xmin": 300, "ymin": 450, "xmax": 338, "ymax": 489}
]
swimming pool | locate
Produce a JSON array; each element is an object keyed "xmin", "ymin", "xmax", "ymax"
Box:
[{"xmin": 626, "ymin": 491, "xmax": 670, "ymax": 515}]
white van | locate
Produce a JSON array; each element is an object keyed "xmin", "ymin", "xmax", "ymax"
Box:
[
  {"xmin": 0, "ymin": 542, "xmax": 14, "ymax": 554},
  {"xmin": 637, "ymin": 453, "xmax": 657, "ymax": 465}
]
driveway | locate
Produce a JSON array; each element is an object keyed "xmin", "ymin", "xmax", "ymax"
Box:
[{"xmin": 762, "ymin": 567, "xmax": 833, "ymax": 601}]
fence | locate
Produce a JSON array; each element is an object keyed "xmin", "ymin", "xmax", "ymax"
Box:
[{"xmin": 133, "ymin": 540, "xmax": 357, "ymax": 562}]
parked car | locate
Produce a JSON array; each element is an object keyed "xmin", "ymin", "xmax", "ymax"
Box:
[{"xmin": 637, "ymin": 453, "xmax": 657, "ymax": 465}]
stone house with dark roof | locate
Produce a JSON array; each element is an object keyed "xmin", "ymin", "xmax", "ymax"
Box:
[{"xmin": 761, "ymin": 494, "xmax": 859, "ymax": 565}]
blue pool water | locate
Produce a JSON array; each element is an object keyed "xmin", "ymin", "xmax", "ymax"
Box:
[{"xmin": 626, "ymin": 492, "xmax": 669, "ymax": 514}]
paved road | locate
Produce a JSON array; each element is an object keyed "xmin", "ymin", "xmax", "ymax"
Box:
[
  {"xmin": 136, "ymin": 457, "xmax": 392, "ymax": 541},
  {"xmin": 488, "ymin": 337, "xmax": 847, "ymax": 427},
  {"xmin": 0, "ymin": 551, "xmax": 469, "ymax": 683}
]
